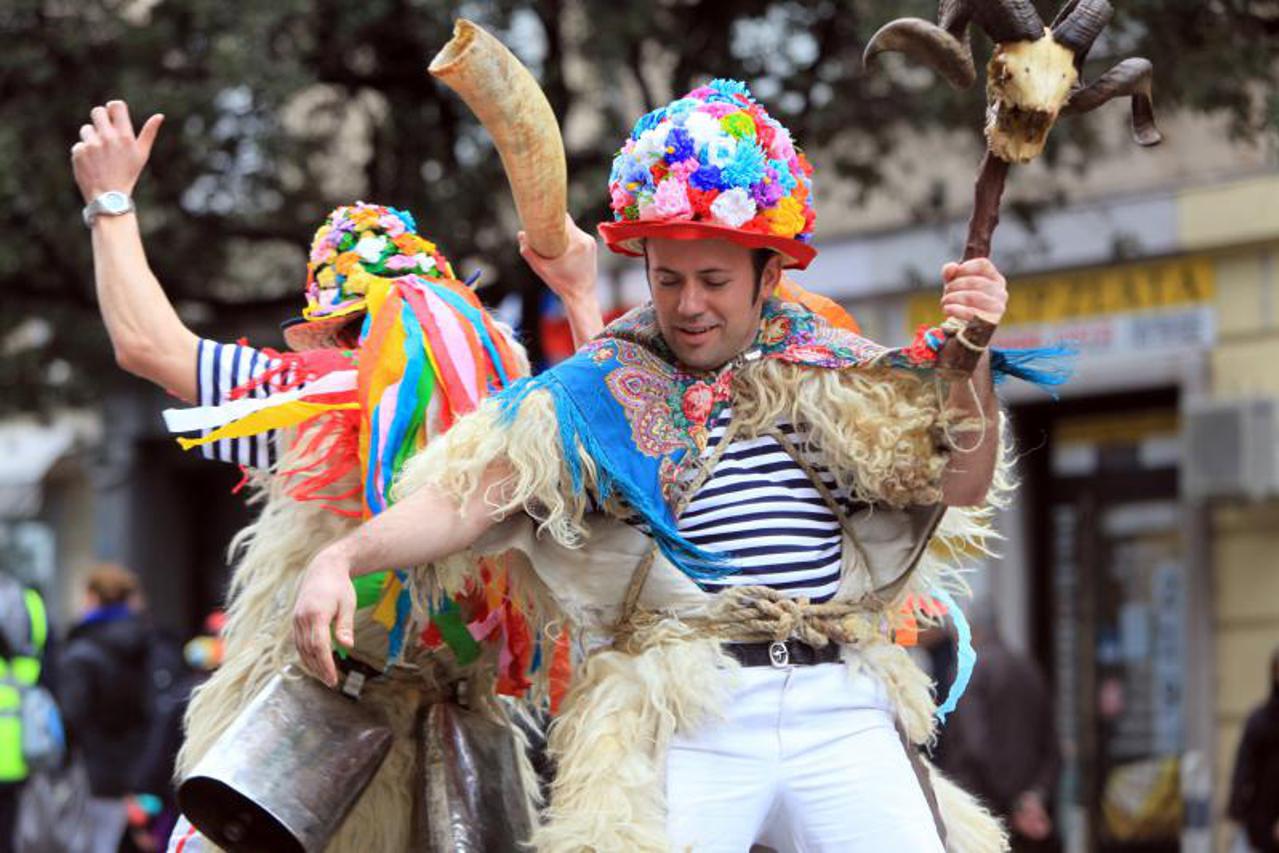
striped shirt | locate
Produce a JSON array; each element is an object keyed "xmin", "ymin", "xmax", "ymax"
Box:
[
  {"xmin": 678, "ymin": 409, "xmax": 858, "ymax": 603},
  {"xmin": 194, "ymin": 339, "xmax": 282, "ymax": 469}
]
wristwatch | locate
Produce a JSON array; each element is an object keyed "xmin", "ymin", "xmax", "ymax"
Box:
[{"xmin": 82, "ymin": 191, "xmax": 134, "ymax": 228}]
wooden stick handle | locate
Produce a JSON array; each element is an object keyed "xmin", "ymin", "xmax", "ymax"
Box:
[{"xmin": 938, "ymin": 151, "xmax": 1010, "ymax": 375}]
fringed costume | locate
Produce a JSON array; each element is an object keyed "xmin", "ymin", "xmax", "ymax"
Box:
[{"xmin": 161, "ymin": 204, "xmax": 546, "ymax": 851}]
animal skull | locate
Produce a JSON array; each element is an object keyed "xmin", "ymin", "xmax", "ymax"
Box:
[
  {"xmin": 864, "ymin": 0, "xmax": 1162, "ymax": 163},
  {"xmin": 985, "ymin": 29, "xmax": 1079, "ymax": 163}
]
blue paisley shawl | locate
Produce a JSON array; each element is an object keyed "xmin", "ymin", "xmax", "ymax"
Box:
[{"xmin": 493, "ymin": 298, "xmax": 1068, "ymax": 582}]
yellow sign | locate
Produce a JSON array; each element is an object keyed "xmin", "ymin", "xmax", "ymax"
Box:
[
  {"xmin": 1054, "ymin": 409, "xmax": 1179, "ymax": 447},
  {"xmin": 906, "ymin": 255, "xmax": 1215, "ymax": 330}
]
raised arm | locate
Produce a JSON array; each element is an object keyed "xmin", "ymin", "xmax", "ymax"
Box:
[
  {"xmin": 519, "ymin": 213, "xmax": 605, "ymax": 347},
  {"xmin": 937, "ymin": 258, "xmax": 1007, "ymax": 507},
  {"xmin": 292, "ymin": 461, "xmax": 511, "ymax": 686},
  {"xmin": 72, "ymin": 100, "xmax": 199, "ymax": 402}
]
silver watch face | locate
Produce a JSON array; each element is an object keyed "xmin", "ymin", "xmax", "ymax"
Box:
[{"xmin": 98, "ymin": 191, "xmax": 132, "ymax": 215}]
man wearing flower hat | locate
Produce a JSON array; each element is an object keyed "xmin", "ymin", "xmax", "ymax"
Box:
[
  {"xmin": 72, "ymin": 99, "xmax": 602, "ymax": 851},
  {"xmin": 292, "ymin": 78, "xmax": 1036, "ymax": 851}
]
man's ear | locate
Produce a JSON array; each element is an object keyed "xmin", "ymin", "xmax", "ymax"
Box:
[{"xmin": 758, "ymin": 254, "xmax": 784, "ymax": 303}]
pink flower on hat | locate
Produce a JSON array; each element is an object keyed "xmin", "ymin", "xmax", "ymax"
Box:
[
  {"xmin": 379, "ymin": 214, "xmax": 407, "ymax": 237},
  {"xmin": 652, "ymin": 179, "xmax": 692, "ymax": 218},
  {"xmin": 611, "ymin": 185, "xmax": 635, "ymax": 211}
]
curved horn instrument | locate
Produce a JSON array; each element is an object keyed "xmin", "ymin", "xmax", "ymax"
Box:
[
  {"xmin": 1052, "ymin": 0, "xmax": 1114, "ymax": 59},
  {"xmin": 1063, "ymin": 57, "xmax": 1162, "ymax": 146},
  {"xmin": 970, "ymin": 0, "xmax": 1045, "ymax": 44},
  {"xmin": 430, "ymin": 19, "xmax": 569, "ymax": 259},
  {"xmin": 863, "ymin": 18, "xmax": 976, "ymax": 89}
]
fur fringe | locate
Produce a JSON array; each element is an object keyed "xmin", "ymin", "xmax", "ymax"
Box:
[
  {"xmin": 396, "ymin": 388, "xmax": 598, "ymax": 552},
  {"xmin": 733, "ymin": 361, "xmax": 950, "ymax": 507},
  {"xmin": 930, "ymin": 761, "xmax": 1012, "ymax": 852},
  {"xmin": 534, "ymin": 626, "xmax": 737, "ymax": 853}
]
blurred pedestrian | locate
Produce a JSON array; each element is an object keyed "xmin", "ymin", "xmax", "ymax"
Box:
[
  {"xmin": 0, "ymin": 571, "xmax": 55, "ymax": 852},
  {"xmin": 1228, "ymin": 645, "xmax": 1279, "ymax": 853},
  {"xmin": 57, "ymin": 564, "xmax": 153, "ymax": 853},
  {"xmin": 128, "ymin": 611, "xmax": 223, "ymax": 851},
  {"xmin": 937, "ymin": 606, "xmax": 1061, "ymax": 852}
]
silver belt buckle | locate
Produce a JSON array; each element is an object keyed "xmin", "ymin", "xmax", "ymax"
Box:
[{"xmin": 768, "ymin": 640, "xmax": 790, "ymax": 668}]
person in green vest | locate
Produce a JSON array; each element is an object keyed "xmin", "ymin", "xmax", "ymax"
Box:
[{"xmin": 0, "ymin": 569, "xmax": 54, "ymax": 849}]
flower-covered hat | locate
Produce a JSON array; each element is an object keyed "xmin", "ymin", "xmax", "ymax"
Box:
[
  {"xmin": 598, "ymin": 79, "xmax": 817, "ymax": 270},
  {"xmin": 282, "ymin": 202, "xmax": 458, "ymax": 350}
]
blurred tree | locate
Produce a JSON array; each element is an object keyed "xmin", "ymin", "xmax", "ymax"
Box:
[{"xmin": 1, "ymin": 0, "xmax": 1275, "ymax": 413}]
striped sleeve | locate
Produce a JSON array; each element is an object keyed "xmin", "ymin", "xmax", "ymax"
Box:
[{"xmin": 195, "ymin": 339, "xmax": 282, "ymax": 470}]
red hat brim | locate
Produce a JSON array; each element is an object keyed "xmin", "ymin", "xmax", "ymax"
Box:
[
  {"xmin": 281, "ymin": 312, "xmax": 363, "ymax": 352},
  {"xmin": 598, "ymin": 219, "xmax": 817, "ymax": 270}
]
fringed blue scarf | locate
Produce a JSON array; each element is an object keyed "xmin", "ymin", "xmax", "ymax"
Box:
[{"xmin": 492, "ymin": 299, "xmax": 1073, "ymax": 583}]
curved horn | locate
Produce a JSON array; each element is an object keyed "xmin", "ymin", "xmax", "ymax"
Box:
[
  {"xmin": 1063, "ymin": 58, "xmax": 1162, "ymax": 146},
  {"xmin": 1052, "ymin": 0, "xmax": 1114, "ymax": 58},
  {"xmin": 863, "ymin": 18, "xmax": 976, "ymax": 89},
  {"xmin": 429, "ymin": 19, "xmax": 569, "ymax": 258},
  {"xmin": 969, "ymin": 0, "xmax": 1045, "ymax": 44}
]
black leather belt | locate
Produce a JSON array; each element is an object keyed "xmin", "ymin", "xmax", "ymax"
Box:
[{"xmin": 724, "ymin": 639, "xmax": 842, "ymax": 668}]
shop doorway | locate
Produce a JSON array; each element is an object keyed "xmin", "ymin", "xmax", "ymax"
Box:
[{"xmin": 1016, "ymin": 389, "xmax": 1185, "ymax": 853}]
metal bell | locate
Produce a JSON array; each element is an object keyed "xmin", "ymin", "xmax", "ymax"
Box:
[
  {"xmin": 178, "ymin": 665, "xmax": 394, "ymax": 853},
  {"xmin": 416, "ymin": 700, "xmax": 535, "ymax": 852}
]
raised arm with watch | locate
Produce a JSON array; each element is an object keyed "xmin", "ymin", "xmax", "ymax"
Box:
[{"xmin": 70, "ymin": 101, "xmax": 200, "ymax": 402}]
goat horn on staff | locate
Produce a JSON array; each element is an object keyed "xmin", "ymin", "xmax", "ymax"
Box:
[
  {"xmin": 1051, "ymin": 0, "xmax": 1113, "ymax": 62},
  {"xmin": 863, "ymin": 0, "xmax": 1163, "ymax": 374},
  {"xmin": 1063, "ymin": 57, "xmax": 1162, "ymax": 146},
  {"xmin": 429, "ymin": 19, "xmax": 569, "ymax": 260}
]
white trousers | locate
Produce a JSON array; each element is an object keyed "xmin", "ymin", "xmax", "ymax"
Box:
[{"xmin": 665, "ymin": 662, "xmax": 945, "ymax": 853}]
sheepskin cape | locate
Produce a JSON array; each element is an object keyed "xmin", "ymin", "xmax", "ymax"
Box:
[{"xmin": 395, "ymin": 301, "xmax": 1014, "ymax": 852}]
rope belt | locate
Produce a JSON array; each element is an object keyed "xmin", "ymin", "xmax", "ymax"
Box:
[{"xmin": 613, "ymin": 585, "xmax": 891, "ymax": 656}]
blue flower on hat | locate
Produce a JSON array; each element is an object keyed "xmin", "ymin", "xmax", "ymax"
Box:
[
  {"xmin": 664, "ymin": 127, "xmax": 695, "ymax": 164},
  {"xmin": 665, "ymin": 98, "xmax": 701, "ymax": 121},
  {"xmin": 391, "ymin": 207, "xmax": 417, "ymax": 233},
  {"xmin": 689, "ymin": 164, "xmax": 725, "ymax": 191},
  {"xmin": 722, "ymin": 142, "xmax": 766, "ymax": 188},
  {"xmin": 633, "ymin": 107, "xmax": 667, "ymax": 139},
  {"xmin": 619, "ymin": 157, "xmax": 656, "ymax": 193},
  {"xmin": 708, "ymin": 78, "xmax": 750, "ymax": 98},
  {"xmin": 769, "ymin": 158, "xmax": 798, "ymax": 192}
]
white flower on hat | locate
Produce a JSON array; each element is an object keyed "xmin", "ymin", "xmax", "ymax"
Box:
[
  {"xmin": 413, "ymin": 253, "xmax": 437, "ymax": 272},
  {"xmin": 704, "ymin": 135, "xmax": 739, "ymax": 169},
  {"xmin": 684, "ymin": 111, "xmax": 721, "ymax": 148},
  {"xmin": 631, "ymin": 125, "xmax": 671, "ymax": 166},
  {"xmin": 710, "ymin": 187, "xmax": 757, "ymax": 228},
  {"xmin": 355, "ymin": 235, "xmax": 388, "ymax": 263}
]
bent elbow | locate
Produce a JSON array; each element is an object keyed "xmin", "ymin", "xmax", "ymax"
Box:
[
  {"xmin": 112, "ymin": 340, "xmax": 146, "ymax": 376},
  {"xmin": 112, "ymin": 336, "xmax": 163, "ymax": 381}
]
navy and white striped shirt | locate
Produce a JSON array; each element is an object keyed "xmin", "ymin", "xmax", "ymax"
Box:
[
  {"xmin": 195, "ymin": 339, "xmax": 282, "ymax": 470},
  {"xmin": 678, "ymin": 409, "xmax": 856, "ymax": 603}
]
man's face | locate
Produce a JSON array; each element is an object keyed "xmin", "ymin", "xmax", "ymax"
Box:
[{"xmin": 646, "ymin": 238, "xmax": 780, "ymax": 372}]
